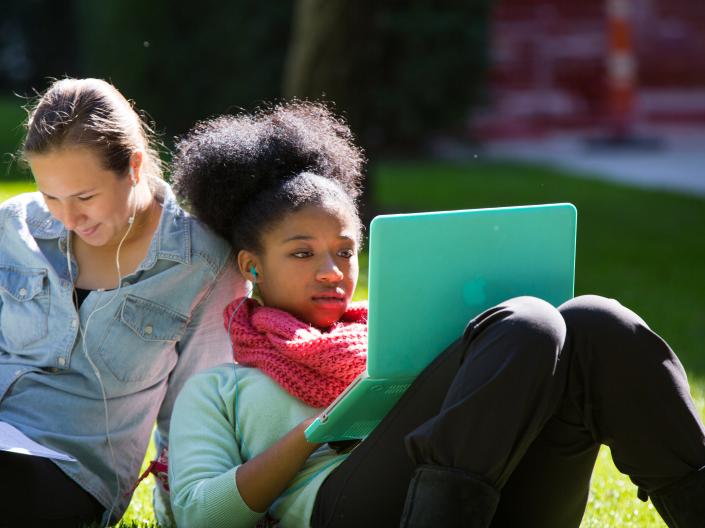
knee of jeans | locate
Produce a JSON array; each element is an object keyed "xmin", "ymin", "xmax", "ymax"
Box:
[
  {"xmin": 501, "ymin": 296, "xmax": 566, "ymax": 371},
  {"xmin": 560, "ymin": 294, "xmax": 656, "ymax": 367},
  {"xmin": 560, "ymin": 294, "xmax": 649, "ymax": 337}
]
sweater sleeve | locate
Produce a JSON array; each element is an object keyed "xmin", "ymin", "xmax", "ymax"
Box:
[{"xmin": 168, "ymin": 368, "xmax": 263, "ymax": 528}]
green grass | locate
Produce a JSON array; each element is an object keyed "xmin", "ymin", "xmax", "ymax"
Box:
[
  {"xmin": 372, "ymin": 160, "xmax": 705, "ymax": 528},
  {"xmin": 0, "ymin": 180, "xmax": 34, "ymax": 202},
  {"xmin": 120, "ymin": 439, "xmax": 157, "ymax": 527},
  {"xmin": 372, "ymin": 161, "xmax": 705, "ymax": 376},
  {"xmin": 3, "ymin": 159, "xmax": 704, "ymax": 527}
]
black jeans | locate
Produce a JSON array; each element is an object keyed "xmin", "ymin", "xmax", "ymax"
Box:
[
  {"xmin": 312, "ymin": 295, "xmax": 705, "ymax": 527},
  {"xmin": 0, "ymin": 450, "xmax": 103, "ymax": 528}
]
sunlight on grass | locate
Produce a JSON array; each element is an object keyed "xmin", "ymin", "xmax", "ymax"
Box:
[
  {"xmin": 583, "ymin": 389, "xmax": 705, "ymax": 528},
  {"xmin": 120, "ymin": 437, "xmax": 157, "ymax": 526},
  {"xmin": 118, "ymin": 387, "xmax": 705, "ymax": 527},
  {"xmin": 575, "ymin": 381, "xmax": 705, "ymax": 528},
  {"xmin": 0, "ymin": 180, "xmax": 34, "ymax": 202},
  {"xmin": 584, "ymin": 448, "xmax": 665, "ymax": 528},
  {"xmin": 3, "ymin": 166, "xmax": 704, "ymax": 527}
]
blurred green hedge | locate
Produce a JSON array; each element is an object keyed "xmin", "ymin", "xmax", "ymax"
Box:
[
  {"xmin": 285, "ymin": 0, "xmax": 491, "ymax": 152},
  {"xmin": 3, "ymin": 1, "xmax": 490, "ymax": 154},
  {"xmin": 75, "ymin": 0, "xmax": 294, "ymax": 138}
]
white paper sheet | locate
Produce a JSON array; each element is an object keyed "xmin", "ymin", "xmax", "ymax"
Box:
[{"xmin": 0, "ymin": 421, "xmax": 77, "ymax": 461}]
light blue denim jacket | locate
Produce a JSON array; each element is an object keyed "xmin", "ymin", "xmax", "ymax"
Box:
[{"xmin": 0, "ymin": 181, "xmax": 244, "ymax": 522}]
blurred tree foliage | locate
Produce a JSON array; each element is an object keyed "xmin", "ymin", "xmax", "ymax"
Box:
[
  {"xmin": 1, "ymin": 0, "xmax": 490, "ymax": 158},
  {"xmin": 284, "ymin": 0, "xmax": 491, "ymax": 153},
  {"xmin": 0, "ymin": 0, "xmax": 80, "ymax": 93},
  {"xmin": 74, "ymin": 0, "xmax": 294, "ymax": 139}
]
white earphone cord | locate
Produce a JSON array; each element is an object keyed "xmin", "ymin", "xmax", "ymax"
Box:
[
  {"xmin": 227, "ymin": 281, "xmax": 255, "ymax": 460},
  {"xmin": 68, "ymin": 182, "xmax": 138, "ymax": 526}
]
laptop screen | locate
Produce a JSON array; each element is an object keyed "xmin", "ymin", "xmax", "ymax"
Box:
[{"xmin": 366, "ymin": 203, "xmax": 577, "ymax": 378}]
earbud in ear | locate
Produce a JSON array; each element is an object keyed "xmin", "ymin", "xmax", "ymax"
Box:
[
  {"xmin": 127, "ymin": 166, "xmax": 137, "ymax": 224},
  {"xmin": 250, "ymin": 266, "xmax": 258, "ymax": 281}
]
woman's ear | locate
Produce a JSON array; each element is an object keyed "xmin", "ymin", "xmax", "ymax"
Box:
[
  {"xmin": 237, "ymin": 250, "xmax": 260, "ymax": 283},
  {"xmin": 129, "ymin": 150, "xmax": 144, "ymax": 184}
]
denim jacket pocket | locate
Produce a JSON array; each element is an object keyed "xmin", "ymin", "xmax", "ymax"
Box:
[
  {"xmin": 98, "ymin": 294, "xmax": 188, "ymax": 383},
  {"xmin": 0, "ymin": 265, "xmax": 50, "ymax": 350}
]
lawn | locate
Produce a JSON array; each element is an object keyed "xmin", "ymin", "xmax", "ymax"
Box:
[
  {"xmin": 2, "ymin": 159, "xmax": 703, "ymax": 527},
  {"xmin": 372, "ymin": 160, "xmax": 705, "ymax": 528}
]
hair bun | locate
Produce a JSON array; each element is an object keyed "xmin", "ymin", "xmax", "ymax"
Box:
[{"xmin": 173, "ymin": 101, "xmax": 365, "ymax": 246}]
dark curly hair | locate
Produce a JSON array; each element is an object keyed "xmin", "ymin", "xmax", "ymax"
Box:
[{"xmin": 172, "ymin": 102, "xmax": 365, "ymax": 254}]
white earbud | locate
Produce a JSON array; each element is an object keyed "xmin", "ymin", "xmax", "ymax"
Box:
[{"xmin": 128, "ymin": 166, "xmax": 137, "ymax": 224}]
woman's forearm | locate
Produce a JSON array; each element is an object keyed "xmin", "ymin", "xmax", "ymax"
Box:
[{"xmin": 235, "ymin": 417, "xmax": 321, "ymax": 513}]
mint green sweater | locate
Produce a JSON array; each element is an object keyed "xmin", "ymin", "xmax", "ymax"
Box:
[{"xmin": 168, "ymin": 364, "xmax": 347, "ymax": 527}]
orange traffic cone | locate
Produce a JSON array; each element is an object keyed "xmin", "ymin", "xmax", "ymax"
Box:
[{"xmin": 606, "ymin": 0, "xmax": 636, "ymax": 141}]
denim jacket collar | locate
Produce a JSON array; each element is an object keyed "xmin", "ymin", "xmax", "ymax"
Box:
[{"xmin": 26, "ymin": 179, "xmax": 190, "ymax": 268}]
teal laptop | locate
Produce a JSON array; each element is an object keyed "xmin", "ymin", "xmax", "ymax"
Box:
[{"xmin": 304, "ymin": 203, "xmax": 577, "ymax": 443}]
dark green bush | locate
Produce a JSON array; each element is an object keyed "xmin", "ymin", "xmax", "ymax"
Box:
[
  {"xmin": 2, "ymin": 0, "xmax": 490, "ymax": 159},
  {"xmin": 284, "ymin": 0, "xmax": 491, "ymax": 152},
  {"xmin": 75, "ymin": 0, "xmax": 294, "ymax": 137}
]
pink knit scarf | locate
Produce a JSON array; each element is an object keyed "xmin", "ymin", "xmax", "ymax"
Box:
[{"xmin": 224, "ymin": 297, "xmax": 368, "ymax": 408}]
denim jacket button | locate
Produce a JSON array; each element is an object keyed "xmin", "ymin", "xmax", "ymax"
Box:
[
  {"xmin": 58, "ymin": 357, "xmax": 66, "ymax": 367},
  {"xmin": 71, "ymin": 319, "xmax": 78, "ymax": 329},
  {"xmin": 144, "ymin": 325, "xmax": 153, "ymax": 336},
  {"xmin": 18, "ymin": 287, "xmax": 27, "ymax": 298}
]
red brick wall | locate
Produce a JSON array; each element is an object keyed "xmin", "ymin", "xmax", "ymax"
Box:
[{"xmin": 479, "ymin": 0, "xmax": 705, "ymax": 135}]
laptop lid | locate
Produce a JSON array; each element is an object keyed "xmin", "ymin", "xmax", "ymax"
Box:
[
  {"xmin": 366, "ymin": 203, "xmax": 577, "ymax": 378},
  {"xmin": 305, "ymin": 203, "xmax": 577, "ymax": 443}
]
